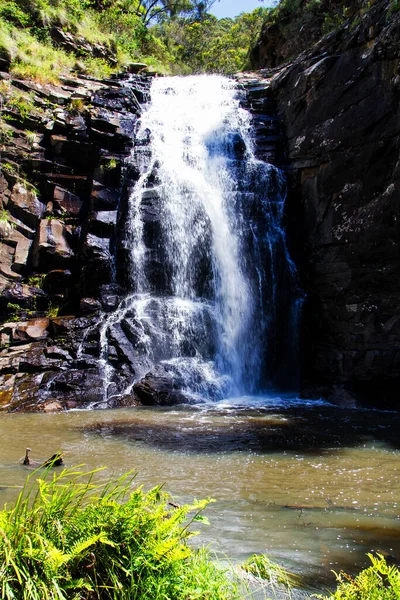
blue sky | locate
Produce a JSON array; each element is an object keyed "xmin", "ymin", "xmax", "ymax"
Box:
[{"xmin": 209, "ymin": 0, "xmax": 274, "ymax": 19}]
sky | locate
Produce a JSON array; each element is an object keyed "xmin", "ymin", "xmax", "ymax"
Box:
[{"xmin": 209, "ymin": 0, "xmax": 274, "ymax": 19}]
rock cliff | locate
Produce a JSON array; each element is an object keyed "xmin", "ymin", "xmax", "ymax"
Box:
[
  {"xmin": 251, "ymin": 0, "xmax": 400, "ymax": 406},
  {"xmin": 0, "ymin": 68, "xmax": 151, "ymax": 411},
  {"xmin": 1, "ymin": 0, "xmax": 399, "ymax": 411}
]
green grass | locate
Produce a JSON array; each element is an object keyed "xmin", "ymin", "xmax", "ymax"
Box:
[
  {"xmin": 242, "ymin": 552, "xmax": 298, "ymax": 588},
  {"xmin": 0, "ymin": 0, "xmax": 171, "ymax": 82}
]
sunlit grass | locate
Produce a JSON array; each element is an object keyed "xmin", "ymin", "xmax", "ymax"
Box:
[{"xmin": 8, "ymin": 28, "xmax": 74, "ymax": 84}]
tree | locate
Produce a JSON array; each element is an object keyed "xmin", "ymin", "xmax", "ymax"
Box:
[{"xmin": 134, "ymin": 0, "xmax": 193, "ymax": 25}]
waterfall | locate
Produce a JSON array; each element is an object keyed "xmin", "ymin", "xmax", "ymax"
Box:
[{"xmin": 100, "ymin": 75, "xmax": 302, "ymax": 403}]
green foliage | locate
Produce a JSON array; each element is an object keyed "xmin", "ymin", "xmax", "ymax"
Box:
[
  {"xmin": 157, "ymin": 7, "xmax": 269, "ymax": 74},
  {"xmin": 0, "ymin": 466, "xmax": 241, "ymax": 600},
  {"xmin": 316, "ymin": 554, "xmax": 400, "ymax": 600},
  {"xmin": 388, "ymin": 0, "xmax": 400, "ymax": 14},
  {"xmin": 0, "ymin": 79, "xmax": 36, "ymax": 120},
  {"xmin": 24, "ymin": 129, "xmax": 37, "ymax": 147},
  {"xmin": 0, "ymin": 119, "xmax": 12, "ymax": 145},
  {"xmin": 5, "ymin": 300, "xmax": 22, "ymax": 321},
  {"xmin": 0, "ymin": 1, "xmax": 30, "ymax": 27},
  {"xmin": 68, "ymin": 97, "xmax": 86, "ymax": 115},
  {"xmin": 105, "ymin": 158, "xmax": 117, "ymax": 170},
  {"xmin": 6, "ymin": 91, "xmax": 34, "ymax": 119},
  {"xmin": 322, "ymin": 7, "xmax": 350, "ymax": 35},
  {"xmin": 27, "ymin": 274, "xmax": 45, "ymax": 288},
  {"xmin": 242, "ymin": 553, "xmax": 298, "ymax": 587},
  {"xmin": 46, "ymin": 302, "xmax": 60, "ymax": 318}
]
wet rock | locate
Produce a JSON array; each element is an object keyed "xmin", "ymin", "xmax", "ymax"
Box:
[
  {"xmin": 92, "ymin": 87, "xmax": 141, "ymax": 113},
  {"xmin": 52, "ymin": 186, "xmax": 83, "ymax": 217},
  {"xmin": 246, "ymin": 0, "xmax": 400, "ymax": 406},
  {"xmin": 93, "ymin": 157, "xmax": 122, "ymax": 188},
  {"xmin": 8, "ymin": 183, "xmax": 44, "ymax": 229},
  {"xmin": 90, "ymin": 181, "xmax": 120, "ymax": 210},
  {"xmin": 80, "ymin": 297, "xmax": 102, "ymax": 315},
  {"xmin": 327, "ymin": 385, "xmax": 358, "ymax": 408},
  {"xmin": 42, "ymin": 269, "xmax": 72, "ymax": 294},
  {"xmin": 133, "ymin": 366, "xmax": 187, "ymax": 406},
  {"xmin": 99, "ymin": 283, "xmax": 124, "ymax": 312},
  {"xmin": 6, "ymin": 372, "xmax": 46, "ymax": 412},
  {"xmin": 49, "ymin": 136, "xmax": 100, "ymax": 170},
  {"xmin": 81, "ymin": 233, "xmax": 113, "ymax": 289},
  {"xmin": 33, "ymin": 219, "xmax": 73, "ymax": 270},
  {"xmin": 0, "ymin": 72, "xmax": 151, "ymax": 412},
  {"xmin": 50, "ymin": 315, "xmax": 97, "ymax": 337},
  {"xmin": 88, "ymin": 210, "xmax": 117, "ymax": 237},
  {"xmin": 108, "ymin": 323, "xmax": 138, "ymax": 370},
  {"xmin": 44, "ymin": 346, "xmax": 73, "ymax": 361},
  {"xmin": 47, "ymin": 369, "xmax": 104, "ymax": 404}
]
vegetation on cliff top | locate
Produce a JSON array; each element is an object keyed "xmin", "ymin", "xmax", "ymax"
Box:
[
  {"xmin": 1, "ymin": 0, "xmax": 390, "ymax": 81},
  {"xmin": 0, "ymin": 0, "xmax": 270, "ymax": 82}
]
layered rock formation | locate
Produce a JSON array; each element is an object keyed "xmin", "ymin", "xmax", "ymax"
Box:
[
  {"xmin": 251, "ymin": 0, "xmax": 400, "ymax": 406},
  {"xmin": 0, "ymin": 69, "xmax": 151, "ymax": 411}
]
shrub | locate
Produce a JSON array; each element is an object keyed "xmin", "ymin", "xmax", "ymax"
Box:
[
  {"xmin": 0, "ymin": 466, "xmax": 241, "ymax": 600},
  {"xmin": 316, "ymin": 553, "xmax": 400, "ymax": 600}
]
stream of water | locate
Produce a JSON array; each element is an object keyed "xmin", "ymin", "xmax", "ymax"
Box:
[{"xmin": 0, "ymin": 398, "xmax": 399, "ymax": 594}]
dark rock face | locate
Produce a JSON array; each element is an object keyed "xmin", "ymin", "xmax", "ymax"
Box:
[
  {"xmin": 0, "ymin": 69, "xmax": 151, "ymax": 411},
  {"xmin": 133, "ymin": 366, "xmax": 188, "ymax": 406},
  {"xmin": 252, "ymin": 0, "xmax": 400, "ymax": 406}
]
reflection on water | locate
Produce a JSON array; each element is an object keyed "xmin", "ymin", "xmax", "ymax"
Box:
[{"xmin": 0, "ymin": 395, "xmax": 399, "ymax": 592}]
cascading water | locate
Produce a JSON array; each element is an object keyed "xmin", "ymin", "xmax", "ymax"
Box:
[{"xmin": 100, "ymin": 75, "xmax": 303, "ymax": 403}]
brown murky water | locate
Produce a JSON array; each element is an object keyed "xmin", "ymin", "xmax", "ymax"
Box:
[{"xmin": 0, "ymin": 395, "xmax": 399, "ymax": 593}]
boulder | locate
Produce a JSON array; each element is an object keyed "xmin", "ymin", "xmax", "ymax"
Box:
[
  {"xmin": 133, "ymin": 365, "xmax": 187, "ymax": 406},
  {"xmin": 14, "ymin": 318, "xmax": 50, "ymax": 342},
  {"xmin": 127, "ymin": 63, "xmax": 148, "ymax": 74}
]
